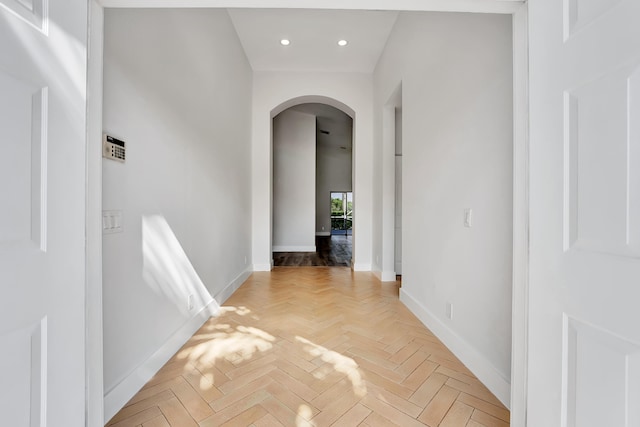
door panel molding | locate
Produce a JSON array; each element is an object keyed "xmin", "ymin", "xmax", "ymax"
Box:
[
  {"xmin": 0, "ymin": 317, "xmax": 47, "ymax": 427},
  {"xmin": 563, "ymin": 62, "xmax": 640, "ymax": 258},
  {"xmin": 0, "ymin": 0, "xmax": 47, "ymax": 33},
  {"xmin": 562, "ymin": 314, "xmax": 640, "ymax": 427},
  {"xmin": 0, "ymin": 71, "xmax": 47, "ymax": 251}
]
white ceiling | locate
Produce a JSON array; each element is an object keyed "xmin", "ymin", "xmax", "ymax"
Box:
[{"xmin": 227, "ymin": 9, "xmax": 399, "ymax": 73}]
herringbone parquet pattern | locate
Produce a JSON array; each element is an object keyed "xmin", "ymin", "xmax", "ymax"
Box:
[{"xmin": 107, "ymin": 267, "xmax": 509, "ymax": 427}]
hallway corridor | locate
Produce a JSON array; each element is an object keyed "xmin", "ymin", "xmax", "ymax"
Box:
[{"xmin": 106, "ymin": 268, "xmax": 509, "ymax": 426}]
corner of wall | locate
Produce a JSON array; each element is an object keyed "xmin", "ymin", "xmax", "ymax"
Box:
[
  {"xmin": 380, "ymin": 271, "xmax": 397, "ymax": 282},
  {"xmin": 253, "ymin": 263, "xmax": 272, "ymax": 272},
  {"xmin": 353, "ymin": 262, "xmax": 372, "ymax": 272}
]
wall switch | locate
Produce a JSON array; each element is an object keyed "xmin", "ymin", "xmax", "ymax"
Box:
[
  {"xmin": 102, "ymin": 210, "xmax": 123, "ymax": 234},
  {"xmin": 244, "ymin": 256, "xmax": 247, "ymax": 264},
  {"xmin": 446, "ymin": 302, "xmax": 453, "ymax": 320},
  {"xmin": 188, "ymin": 294, "xmax": 194, "ymax": 311},
  {"xmin": 464, "ymin": 208, "xmax": 473, "ymax": 228}
]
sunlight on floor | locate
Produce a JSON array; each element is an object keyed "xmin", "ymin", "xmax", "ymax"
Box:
[
  {"xmin": 177, "ymin": 321, "xmax": 275, "ymax": 369},
  {"xmin": 296, "ymin": 404, "xmax": 316, "ymax": 427},
  {"xmin": 295, "ymin": 336, "xmax": 367, "ymax": 397}
]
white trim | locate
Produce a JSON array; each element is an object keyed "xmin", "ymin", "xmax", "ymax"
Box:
[
  {"xmin": 510, "ymin": 3, "xmax": 530, "ymax": 426},
  {"xmin": 382, "ymin": 85, "xmax": 403, "ymax": 286},
  {"xmin": 86, "ymin": 2, "xmax": 105, "ymax": 426},
  {"xmin": 103, "ymin": 302, "xmax": 219, "ymax": 424},
  {"xmin": 352, "ymin": 262, "xmax": 372, "ymax": 271},
  {"xmin": 380, "ymin": 270, "xmax": 397, "ymax": 282},
  {"xmin": 381, "ymin": 104, "xmax": 397, "ymax": 283},
  {"xmin": 400, "ymin": 289, "xmax": 511, "ymax": 408},
  {"xmin": 253, "ymin": 263, "xmax": 273, "ymax": 272},
  {"xmin": 99, "ymin": 0, "xmax": 523, "ymax": 14},
  {"xmin": 214, "ymin": 267, "xmax": 253, "ymax": 304},
  {"xmin": 272, "ymin": 245, "xmax": 316, "ymax": 252},
  {"xmin": 315, "ymin": 231, "xmax": 331, "ymax": 236},
  {"xmin": 374, "ymin": 270, "xmax": 398, "ymax": 282}
]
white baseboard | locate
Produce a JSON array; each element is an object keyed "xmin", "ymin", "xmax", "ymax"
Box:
[
  {"xmin": 103, "ymin": 301, "xmax": 219, "ymax": 424},
  {"xmin": 272, "ymin": 245, "xmax": 316, "ymax": 252},
  {"xmin": 400, "ymin": 289, "xmax": 511, "ymax": 408},
  {"xmin": 315, "ymin": 231, "xmax": 331, "ymax": 236},
  {"xmin": 253, "ymin": 263, "xmax": 272, "ymax": 272},
  {"xmin": 381, "ymin": 270, "xmax": 397, "ymax": 282},
  {"xmin": 103, "ymin": 267, "xmax": 253, "ymax": 423},
  {"xmin": 215, "ymin": 266, "xmax": 252, "ymax": 304},
  {"xmin": 352, "ymin": 262, "xmax": 372, "ymax": 271}
]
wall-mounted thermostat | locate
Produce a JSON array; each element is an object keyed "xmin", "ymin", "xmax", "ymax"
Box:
[{"xmin": 103, "ymin": 133, "xmax": 126, "ymax": 162}]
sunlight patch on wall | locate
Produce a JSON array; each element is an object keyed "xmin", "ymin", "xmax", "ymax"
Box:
[{"xmin": 142, "ymin": 214, "xmax": 216, "ymax": 315}]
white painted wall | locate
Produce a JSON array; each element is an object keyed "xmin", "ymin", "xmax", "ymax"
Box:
[
  {"xmin": 102, "ymin": 9, "xmax": 253, "ymax": 420},
  {"xmin": 374, "ymin": 12, "xmax": 514, "ymax": 405},
  {"xmin": 316, "ymin": 127, "xmax": 353, "ymax": 235},
  {"xmin": 272, "ymin": 109, "xmax": 316, "ymax": 251},
  {"xmin": 251, "ymin": 72, "xmax": 373, "ymax": 271}
]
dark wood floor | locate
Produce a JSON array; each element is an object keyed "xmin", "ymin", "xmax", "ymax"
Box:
[{"xmin": 273, "ymin": 235, "xmax": 352, "ymax": 267}]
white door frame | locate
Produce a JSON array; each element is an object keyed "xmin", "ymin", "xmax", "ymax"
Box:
[
  {"xmin": 381, "ymin": 83, "xmax": 403, "ymax": 282},
  {"xmin": 86, "ymin": 2, "xmax": 105, "ymax": 426},
  {"xmin": 510, "ymin": 4, "xmax": 529, "ymax": 425},
  {"xmin": 87, "ymin": 2, "xmax": 529, "ymax": 426}
]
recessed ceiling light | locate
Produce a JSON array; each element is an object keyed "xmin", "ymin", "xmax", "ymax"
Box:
[
  {"xmin": 280, "ymin": 39, "xmax": 290, "ymax": 46},
  {"xmin": 338, "ymin": 40, "xmax": 348, "ymax": 47}
]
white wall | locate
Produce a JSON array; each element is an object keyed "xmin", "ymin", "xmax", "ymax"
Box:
[
  {"xmin": 102, "ymin": 9, "xmax": 253, "ymax": 420},
  {"xmin": 316, "ymin": 125, "xmax": 353, "ymax": 235},
  {"xmin": 373, "ymin": 12, "xmax": 513, "ymax": 405},
  {"xmin": 273, "ymin": 109, "xmax": 316, "ymax": 251},
  {"xmin": 251, "ymin": 72, "xmax": 373, "ymax": 271}
]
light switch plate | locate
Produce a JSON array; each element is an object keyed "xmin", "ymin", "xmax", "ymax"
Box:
[
  {"xmin": 464, "ymin": 208, "xmax": 473, "ymax": 227},
  {"xmin": 102, "ymin": 210, "xmax": 123, "ymax": 234}
]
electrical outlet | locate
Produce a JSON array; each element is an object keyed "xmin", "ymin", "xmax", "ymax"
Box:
[
  {"xmin": 188, "ymin": 294, "xmax": 194, "ymax": 311},
  {"xmin": 446, "ymin": 302, "xmax": 453, "ymax": 320}
]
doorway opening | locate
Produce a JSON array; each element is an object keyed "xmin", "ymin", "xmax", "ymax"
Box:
[
  {"xmin": 330, "ymin": 191, "xmax": 353, "ymax": 236},
  {"xmin": 271, "ymin": 101, "xmax": 353, "ymax": 267}
]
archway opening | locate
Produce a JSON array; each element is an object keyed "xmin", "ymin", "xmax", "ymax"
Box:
[{"xmin": 270, "ymin": 97, "xmax": 355, "ymax": 267}]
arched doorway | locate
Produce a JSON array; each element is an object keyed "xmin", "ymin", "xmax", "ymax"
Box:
[
  {"xmin": 271, "ymin": 102, "xmax": 353, "ymax": 266},
  {"xmin": 250, "ymin": 75, "xmax": 375, "ymax": 273}
]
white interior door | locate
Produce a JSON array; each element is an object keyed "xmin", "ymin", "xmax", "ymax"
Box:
[
  {"xmin": 529, "ymin": 1, "xmax": 640, "ymax": 425},
  {"xmin": 0, "ymin": 1, "xmax": 87, "ymax": 426}
]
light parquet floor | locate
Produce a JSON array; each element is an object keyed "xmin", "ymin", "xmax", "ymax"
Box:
[{"xmin": 107, "ymin": 267, "xmax": 509, "ymax": 427}]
